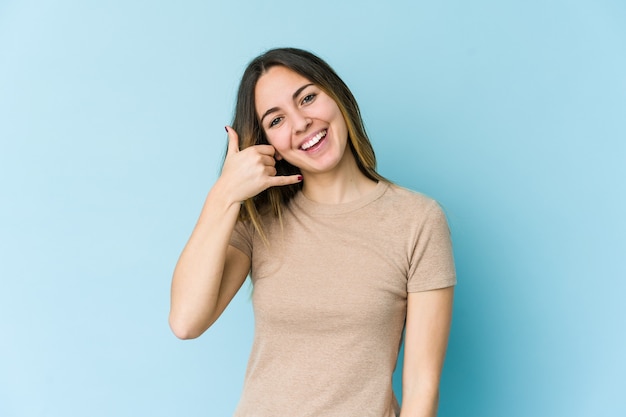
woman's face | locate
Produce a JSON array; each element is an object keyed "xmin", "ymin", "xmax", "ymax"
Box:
[{"xmin": 254, "ymin": 66, "xmax": 350, "ymax": 176}]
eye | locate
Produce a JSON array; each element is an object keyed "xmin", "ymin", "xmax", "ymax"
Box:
[
  {"xmin": 269, "ymin": 117, "xmax": 283, "ymax": 127},
  {"xmin": 301, "ymin": 93, "xmax": 316, "ymax": 105}
]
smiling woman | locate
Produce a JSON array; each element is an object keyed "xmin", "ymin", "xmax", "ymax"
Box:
[
  {"xmin": 169, "ymin": 48, "xmax": 456, "ymax": 417},
  {"xmin": 255, "ymin": 66, "xmax": 352, "ymax": 181},
  {"xmin": 229, "ymin": 48, "xmax": 386, "ymax": 239}
]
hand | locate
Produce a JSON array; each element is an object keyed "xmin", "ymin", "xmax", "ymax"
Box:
[{"xmin": 218, "ymin": 126, "xmax": 302, "ymax": 204}]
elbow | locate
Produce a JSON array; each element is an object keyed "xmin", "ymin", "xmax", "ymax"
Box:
[
  {"xmin": 168, "ymin": 314, "xmax": 205, "ymax": 340},
  {"xmin": 402, "ymin": 378, "xmax": 440, "ymax": 404}
]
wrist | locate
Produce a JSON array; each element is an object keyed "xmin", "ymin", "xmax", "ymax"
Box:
[{"xmin": 210, "ymin": 177, "xmax": 245, "ymax": 210}]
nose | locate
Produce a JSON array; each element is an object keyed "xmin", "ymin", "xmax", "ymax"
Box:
[{"xmin": 292, "ymin": 109, "xmax": 311, "ymax": 133}]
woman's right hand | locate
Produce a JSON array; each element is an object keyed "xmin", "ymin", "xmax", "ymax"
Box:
[{"xmin": 218, "ymin": 126, "xmax": 302, "ymax": 204}]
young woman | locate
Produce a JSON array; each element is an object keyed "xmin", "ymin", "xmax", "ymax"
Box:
[{"xmin": 169, "ymin": 48, "xmax": 456, "ymax": 417}]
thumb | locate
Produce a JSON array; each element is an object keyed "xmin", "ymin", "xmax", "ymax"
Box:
[{"xmin": 225, "ymin": 126, "xmax": 240, "ymax": 155}]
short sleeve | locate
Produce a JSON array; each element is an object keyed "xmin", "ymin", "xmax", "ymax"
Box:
[
  {"xmin": 229, "ymin": 219, "xmax": 254, "ymax": 259},
  {"xmin": 407, "ymin": 201, "xmax": 457, "ymax": 292}
]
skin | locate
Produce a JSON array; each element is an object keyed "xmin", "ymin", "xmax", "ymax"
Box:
[
  {"xmin": 169, "ymin": 65, "xmax": 453, "ymax": 417},
  {"xmin": 400, "ymin": 288, "xmax": 454, "ymax": 417},
  {"xmin": 255, "ymin": 65, "xmax": 377, "ymax": 203}
]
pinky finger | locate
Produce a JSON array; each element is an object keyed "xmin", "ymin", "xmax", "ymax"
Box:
[{"xmin": 269, "ymin": 174, "xmax": 303, "ymax": 187}]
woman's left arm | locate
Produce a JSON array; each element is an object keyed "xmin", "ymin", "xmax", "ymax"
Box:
[{"xmin": 399, "ymin": 286, "xmax": 454, "ymax": 417}]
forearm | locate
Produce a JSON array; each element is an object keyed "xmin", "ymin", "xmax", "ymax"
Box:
[{"xmin": 169, "ymin": 179, "xmax": 241, "ymax": 338}]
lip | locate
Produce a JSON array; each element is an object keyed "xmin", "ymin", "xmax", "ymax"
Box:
[{"xmin": 298, "ymin": 128, "xmax": 328, "ymax": 151}]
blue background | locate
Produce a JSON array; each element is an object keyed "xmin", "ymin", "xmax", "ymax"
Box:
[{"xmin": 1, "ymin": 0, "xmax": 624, "ymax": 416}]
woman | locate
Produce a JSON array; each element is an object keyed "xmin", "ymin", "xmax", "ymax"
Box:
[{"xmin": 169, "ymin": 48, "xmax": 456, "ymax": 417}]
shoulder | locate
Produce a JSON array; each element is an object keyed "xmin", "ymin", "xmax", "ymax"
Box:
[
  {"xmin": 381, "ymin": 182, "xmax": 441, "ymax": 215},
  {"xmin": 375, "ymin": 183, "xmax": 452, "ymax": 237}
]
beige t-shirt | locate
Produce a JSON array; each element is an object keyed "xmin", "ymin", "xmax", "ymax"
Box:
[{"xmin": 229, "ymin": 181, "xmax": 456, "ymax": 417}]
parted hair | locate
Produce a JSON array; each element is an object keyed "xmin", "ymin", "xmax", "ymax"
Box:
[{"xmin": 230, "ymin": 47, "xmax": 385, "ymax": 239}]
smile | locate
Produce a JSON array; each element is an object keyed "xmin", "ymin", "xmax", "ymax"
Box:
[{"xmin": 300, "ymin": 130, "xmax": 327, "ymax": 150}]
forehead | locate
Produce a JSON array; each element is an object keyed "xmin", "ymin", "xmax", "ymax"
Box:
[{"xmin": 254, "ymin": 66, "xmax": 312, "ymax": 106}]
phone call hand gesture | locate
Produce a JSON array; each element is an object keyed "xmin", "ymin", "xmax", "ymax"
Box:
[{"xmin": 219, "ymin": 127, "xmax": 302, "ymax": 204}]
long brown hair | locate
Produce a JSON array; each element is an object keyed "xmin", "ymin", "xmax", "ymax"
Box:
[{"xmin": 230, "ymin": 47, "xmax": 385, "ymax": 239}]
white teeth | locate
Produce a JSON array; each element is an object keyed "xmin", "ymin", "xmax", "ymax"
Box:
[{"xmin": 301, "ymin": 130, "xmax": 326, "ymax": 150}]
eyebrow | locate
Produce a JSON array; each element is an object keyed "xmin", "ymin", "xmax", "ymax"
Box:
[{"xmin": 259, "ymin": 83, "xmax": 315, "ymax": 124}]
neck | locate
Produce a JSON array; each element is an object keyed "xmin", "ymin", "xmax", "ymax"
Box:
[{"xmin": 301, "ymin": 153, "xmax": 378, "ymax": 204}]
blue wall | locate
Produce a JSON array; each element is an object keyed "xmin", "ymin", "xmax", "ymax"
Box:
[{"xmin": 1, "ymin": 1, "xmax": 624, "ymax": 416}]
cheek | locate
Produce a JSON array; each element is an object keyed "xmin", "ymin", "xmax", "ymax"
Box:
[{"xmin": 265, "ymin": 130, "xmax": 290, "ymax": 151}]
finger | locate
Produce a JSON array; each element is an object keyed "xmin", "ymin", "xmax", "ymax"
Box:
[
  {"xmin": 265, "ymin": 166, "xmax": 277, "ymax": 177},
  {"xmin": 267, "ymin": 174, "xmax": 303, "ymax": 187},
  {"xmin": 253, "ymin": 144, "xmax": 277, "ymax": 156},
  {"xmin": 225, "ymin": 126, "xmax": 239, "ymax": 155},
  {"xmin": 260, "ymin": 155, "xmax": 276, "ymax": 167}
]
